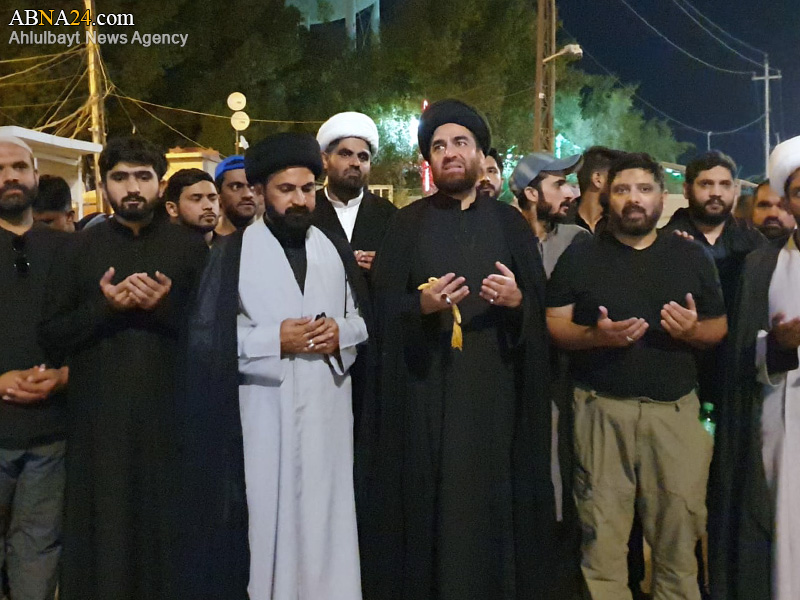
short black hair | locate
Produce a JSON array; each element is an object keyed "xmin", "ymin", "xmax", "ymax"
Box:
[
  {"xmin": 165, "ymin": 168, "xmax": 214, "ymax": 205},
  {"xmin": 607, "ymin": 152, "xmax": 666, "ymax": 191},
  {"xmin": 515, "ymin": 175, "xmax": 544, "ymax": 212},
  {"xmin": 754, "ymin": 179, "xmax": 771, "ymax": 197},
  {"xmin": 685, "ymin": 150, "xmax": 737, "ymax": 186},
  {"xmin": 486, "ymin": 148, "xmax": 503, "ymax": 173},
  {"xmin": 577, "ymin": 146, "xmax": 626, "ymax": 193},
  {"xmin": 99, "ymin": 137, "xmax": 168, "ymax": 182},
  {"xmin": 33, "ymin": 175, "xmax": 72, "ymax": 213}
]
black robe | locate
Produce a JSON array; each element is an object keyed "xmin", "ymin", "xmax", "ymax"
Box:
[
  {"xmin": 37, "ymin": 218, "xmax": 208, "ymax": 600},
  {"xmin": 174, "ymin": 225, "xmax": 373, "ymax": 600},
  {"xmin": 360, "ymin": 193, "xmax": 578, "ymax": 600},
  {"xmin": 709, "ymin": 243, "xmax": 784, "ymax": 600}
]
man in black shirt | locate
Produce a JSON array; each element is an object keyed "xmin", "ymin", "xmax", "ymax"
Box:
[
  {"xmin": 547, "ymin": 153, "xmax": 727, "ymax": 600},
  {"xmin": 0, "ymin": 135, "xmax": 68, "ymax": 600},
  {"xmin": 38, "ymin": 137, "xmax": 207, "ymax": 600},
  {"xmin": 571, "ymin": 146, "xmax": 626, "ymax": 235}
]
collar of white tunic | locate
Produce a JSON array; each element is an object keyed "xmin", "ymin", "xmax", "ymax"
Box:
[{"xmin": 325, "ymin": 187, "xmax": 363, "ymax": 242}]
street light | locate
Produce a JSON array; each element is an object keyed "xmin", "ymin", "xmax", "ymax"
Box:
[{"xmin": 542, "ymin": 43, "xmax": 583, "ymax": 64}]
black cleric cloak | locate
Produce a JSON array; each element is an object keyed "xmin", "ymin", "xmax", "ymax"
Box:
[
  {"xmin": 312, "ymin": 187, "xmax": 397, "ymax": 255},
  {"xmin": 709, "ymin": 242, "xmax": 783, "ymax": 600},
  {"xmin": 358, "ymin": 193, "xmax": 579, "ymax": 600},
  {"xmin": 173, "ymin": 225, "xmax": 373, "ymax": 600}
]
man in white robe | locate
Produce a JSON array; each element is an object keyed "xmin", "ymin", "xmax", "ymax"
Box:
[
  {"xmin": 176, "ymin": 132, "xmax": 370, "ymax": 600},
  {"xmin": 710, "ymin": 135, "xmax": 800, "ymax": 600}
]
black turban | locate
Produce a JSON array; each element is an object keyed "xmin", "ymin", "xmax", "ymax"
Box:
[
  {"xmin": 417, "ymin": 99, "xmax": 491, "ymax": 162},
  {"xmin": 245, "ymin": 132, "xmax": 323, "ymax": 185}
]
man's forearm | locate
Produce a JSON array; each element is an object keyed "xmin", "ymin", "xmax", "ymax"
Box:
[
  {"xmin": 547, "ymin": 317, "xmax": 599, "ymax": 351},
  {"xmin": 680, "ymin": 316, "xmax": 728, "ymax": 350}
]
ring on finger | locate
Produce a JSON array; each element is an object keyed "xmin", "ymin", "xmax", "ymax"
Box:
[
  {"xmin": 625, "ymin": 335, "xmax": 634, "ymax": 343},
  {"xmin": 444, "ymin": 294, "xmax": 452, "ymax": 306}
]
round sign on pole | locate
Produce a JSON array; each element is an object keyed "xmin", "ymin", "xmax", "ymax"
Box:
[
  {"xmin": 227, "ymin": 92, "xmax": 246, "ymax": 111},
  {"xmin": 231, "ymin": 111, "xmax": 250, "ymax": 131}
]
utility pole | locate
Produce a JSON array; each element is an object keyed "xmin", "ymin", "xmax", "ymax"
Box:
[
  {"xmin": 533, "ymin": 0, "xmax": 556, "ymax": 152},
  {"xmin": 752, "ymin": 54, "xmax": 781, "ymax": 176},
  {"xmin": 84, "ymin": 0, "xmax": 108, "ymax": 212}
]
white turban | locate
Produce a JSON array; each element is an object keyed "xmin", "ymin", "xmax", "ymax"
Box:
[
  {"xmin": 768, "ymin": 135, "xmax": 800, "ymax": 195},
  {"xmin": 316, "ymin": 112, "xmax": 379, "ymax": 156}
]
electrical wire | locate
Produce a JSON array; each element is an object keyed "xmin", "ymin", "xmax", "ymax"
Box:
[
  {"xmin": 0, "ymin": 47, "xmax": 83, "ymax": 82},
  {"xmin": 0, "ymin": 74, "xmax": 80, "ymax": 88},
  {"xmin": 119, "ymin": 95, "xmax": 210, "ymax": 149},
  {"xmin": 677, "ymin": 0, "xmax": 767, "ymax": 57},
  {"xmin": 571, "ymin": 36, "xmax": 764, "ymax": 137},
  {"xmin": 109, "ymin": 91, "xmax": 326, "ymax": 124},
  {"xmin": 0, "ymin": 97, "xmax": 87, "ymax": 110},
  {"xmin": 668, "ymin": 0, "xmax": 766, "ymax": 69},
  {"xmin": 615, "ymin": 0, "xmax": 753, "ymax": 76},
  {"xmin": 0, "ymin": 48, "xmax": 82, "ymax": 65}
]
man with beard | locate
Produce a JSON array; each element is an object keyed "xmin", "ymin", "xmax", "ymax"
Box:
[
  {"xmin": 362, "ymin": 99, "xmax": 577, "ymax": 600},
  {"xmin": 750, "ymin": 179, "xmax": 795, "ymax": 245},
  {"xmin": 476, "ymin": 147, "xmax": 504, "ymax": 201},
  {"xmin": 571, "ymin": 146, "xmax": 626, "ymax": 234},
  {"xmin": 32, "ymin": 175, "xmax": 75, "ymax": 232},
  {"xmin": 509, "ymin": 152, "xmax": 589, "ymax": 277},
  {"xmin": 177, "ymin": 133, "xmax": 370, "ymax": 600},
  {"xmin": 710, "ymin": 134, "xmax": 800, "ymax": 600},
  {"xmin": 38, "ymin": 137, "xmax": 207, "ymax": 600},
  {"xmin": 313, "ymin": 112, "xmax": 396, "ymax": 275},
  {"xmin": 164, "ymin": 168, "xmax": 220, "ymax": 246},
  {"xmin": 662, "ymin": 151, "xmax": 766, "ymax": 312},
  {"xmin": 0, "ymin": 136, "xmax": 69, "ymax": 600},
  {"xmin": 214, "ymin": 155, "xmax": 259, "ymax": 236},
  {"xmin": 546, "ymin": 153, "xmax": 727, "ymax": 600}
]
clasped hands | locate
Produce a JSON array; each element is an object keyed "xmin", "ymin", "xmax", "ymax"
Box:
[
  {"xmin": 592, "ymin": 293, "xmax": 698, "ymax": 347},
  {"xmin": 280, "ymin": 316, "xmax": 340, "ymax": 356},
  {"xmin": 1, "ymin": 365, "xmax": 69, "ymax": 404},
  {"xmin": 99, "ymin": 266, "xmax": 172, "ymax": 311},
  {"xmin": 419, "ymin": 262, "xmax": 522, "ymax": 315}
]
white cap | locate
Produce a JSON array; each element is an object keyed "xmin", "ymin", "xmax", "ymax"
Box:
[
  {"xmin": 768, "ymin": 134, "xmax": 800, "ymax": 195},
  {"xmin": 316, "ymin": 112, "xmax": 379, "ymax": 156}
]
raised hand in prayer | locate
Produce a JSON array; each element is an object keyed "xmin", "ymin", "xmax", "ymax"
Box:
[
  {"xmin": 419, "ymin": 272, "xmax": 469, "ymax": 315},
  {"xmin": 771, "ymin": 312, "xmax": 800, "ymax": 350},
  {"xmin": 124, "ymin": 271, "xmax": 173, "ymax": 311},
  {"xmin": 592, "ymin": 306, "xmax": 648, "ymax": 348},
  {"xmin": 661, "ymin": 293, "xmax": 699, "ymax": 341},
  {"xmin": 304, "ymin": 317, "xmax": 340, "ymax": 355},
  {"xmin": 480, "ymin": 261, "xmax": 522, "ymax": 308},
  {"xmin": 354, "ymin": 250, "xmax": 376, "ymax": 270},
  {"xmin": 1, "ymin": 365, "xmax": 69, "ymax": 404},
  {"xmin": 99, "ymin": 267, "xmax": 138, "ymax": 311}
]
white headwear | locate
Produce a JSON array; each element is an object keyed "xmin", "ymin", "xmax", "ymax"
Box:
[
  {"xmin": 768, "ymin": 135, "xmax": 800, "ymax": 195},
  {"xmin": 316, "ymin": 112, "xmax": 379, "ymax": 156},
  {"xmin": 0, "ymin": 135, "xmax": 34, "ymax": 157}
]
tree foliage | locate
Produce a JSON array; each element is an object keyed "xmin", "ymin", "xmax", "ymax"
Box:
[{"xmin": 0, "ymin": 0, "xmax": 692, "ymax": 186}]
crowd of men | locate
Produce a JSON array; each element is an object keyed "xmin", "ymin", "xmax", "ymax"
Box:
[{"xmin": 1, "ymin": 98, "xmax": 799, "ymax": 600}]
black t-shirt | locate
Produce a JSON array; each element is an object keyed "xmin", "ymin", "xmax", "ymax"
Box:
[
  {"xmin": 546, "ymin": 231, "xmax": 726, "ymax": 402},
  {"xmin": 0, "ymin": 226, "xmax": 69, "ymax": 448}
]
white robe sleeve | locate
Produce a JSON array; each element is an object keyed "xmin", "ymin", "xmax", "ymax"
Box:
[
  {"xmin": 332, "ymin": 276, "xmax": 368, "ymax": 376},
  {"xmin": 238, "ymin": 312, "xmax": 284, "ymax": 384},
  {"xmin": 755, "ymin": 329, "xmax": 788, "ymax": 386}
]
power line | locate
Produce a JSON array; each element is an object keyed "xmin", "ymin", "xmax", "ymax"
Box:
[
  {"xmin": 614, "ymin": 0, "xmax": 753, "ymax": 76},
  {"xmin": 571, "ymin": 37, "xmax": 764, "ymax": 137},
  {"xmin": 668, "ymin": 0, "xmax": 766, "ymax": 69},
  {"xmin": 110, "ymin": 92, "xmax": 326, "ymax": 124},
  {"xmin": 0, "ymin": 48, "xmax": 82, "ymax": 83},
  {"xmin": 677, "ymin": 0, "xmax": 766, "ymax": 57},
  {"xmin": 0, "ymin": 49, "xmax": 82, "ymax": 65}
]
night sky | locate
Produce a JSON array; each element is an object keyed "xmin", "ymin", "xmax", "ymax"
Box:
[
  {"xmin": 383, "ymin": 0, "xmax": 798, "ymax": 180},
  {"xmin": 558, "ymin": 0, "xmax": 799, "ymax": 180}
]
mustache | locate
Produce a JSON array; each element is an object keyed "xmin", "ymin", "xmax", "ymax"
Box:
[
  {"xmin": 762, "ymin": 217, "xmax": 783, "ymax": 226},
  {"xmin": 122, "ymin": 194, "xmax": 147, "ymax": 202},
  {"xmin": 622, "ymin": 204, "xmax": 647, "ymax": 217},
  {"xmin": 285, "ymin": 206, "xmax": 310, "ymax": 216},
  {"xmin": 0, "ymin": 182, "xmax": 30, "ymax": 196}
]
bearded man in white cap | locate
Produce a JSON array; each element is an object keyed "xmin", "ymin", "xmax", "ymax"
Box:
[
  {"xmin": 314, "ymin": 111, "xmax": 396, "ymax": 275},
  {"xmin": 710, "ymin": 135, "xmax": 800, "ymax": 600}
]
